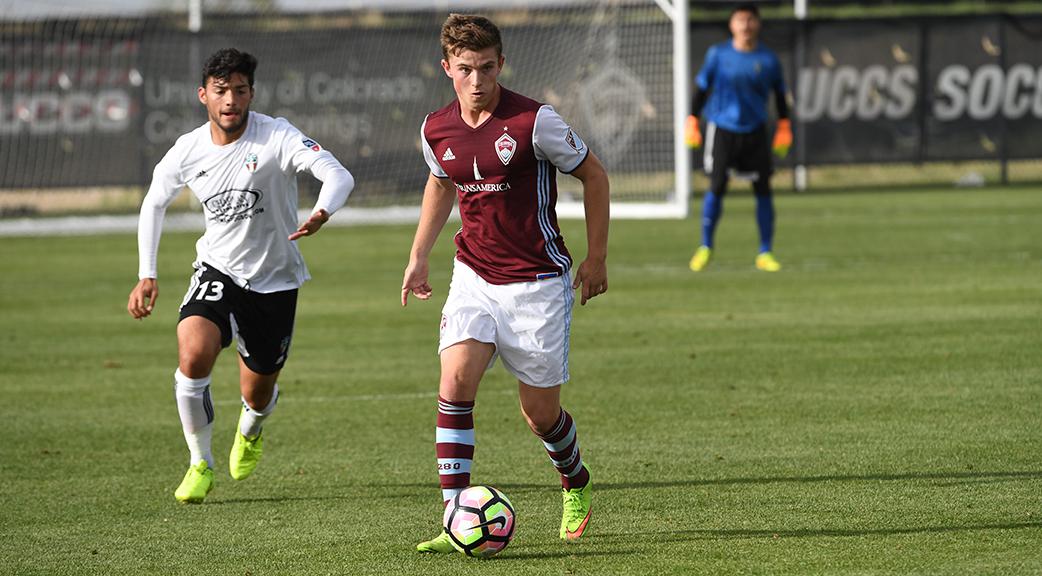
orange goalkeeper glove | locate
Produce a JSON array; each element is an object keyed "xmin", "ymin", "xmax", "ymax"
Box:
[
  {"xmin": 772, "ymin": 118, "xmax": 792, "ymax": 158},
  {"xmin": 684, "ymin": 115, "xmax": 702, "ymax": 149}
]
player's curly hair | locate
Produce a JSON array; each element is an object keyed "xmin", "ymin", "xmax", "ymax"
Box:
[
  {"xmin": 440, "ymin": 14, "xmax": 502, "ymax": 59},
  {"xmin": 200, "ymin": 48, "xmax": 258, "ymax": 88}
]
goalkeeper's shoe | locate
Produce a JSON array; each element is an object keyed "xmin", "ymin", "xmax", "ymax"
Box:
[
  {"xmin": 689, "ymin": 246, "xmax": 712, "ymax": 272},
  {"xmin": 755, "ymin": 252, "xmax": 782, "ymax": 272},
  {"xmin": 560, "ymin": 467, "xmax": 592, "ymax": 541},
  {"xmin": 416, "ymin": 531, "xmax": 457, "ymax": 554},
  {"xmin": 229, "ymin": 408, "xmax": 263, "ymax": 481},
  {"xmin": 174, "ymin": 460, "xmax": 214, "ymax": 504}
]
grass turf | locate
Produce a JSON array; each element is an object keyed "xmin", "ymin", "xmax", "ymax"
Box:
[{"xmin": 1, "ymin": 186, "xmax": 1040, "ymax": 575}]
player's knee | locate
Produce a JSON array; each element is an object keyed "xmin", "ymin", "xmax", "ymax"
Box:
[
  {"xmin": 520, "ymin": 403, "xmax": 558, "ymax": 436},
  {"xmin": 177, "ymin": 346, "xmax": 217, "ymax": 379},
  {"xmin": 753, "ymin": 180, "xmax": 772, "ymax": 197}
]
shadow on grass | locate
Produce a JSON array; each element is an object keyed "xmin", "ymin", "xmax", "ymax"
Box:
[
  {"xmin": 206, "ymin": 470, "xmax": 1041, "ymax": 506},
  {"xmin": 596, "ymin": 520, "xmax": 1042, "ymax": 542},
  {"xmin": 376, "ymin": 469, "xmax": 1042, "ymax": 493},
  {"xmin": 495, "ymin": 548, "xmax": 638, "ymax": 561},
  {"xmin": 601, "ymin": 469, "xmax": 1042, "ymax": 491}
]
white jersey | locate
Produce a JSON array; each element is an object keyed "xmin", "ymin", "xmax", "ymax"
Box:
[{"xmin": 138, "ymin": 111, "xmax": 354, "ymax": 293}]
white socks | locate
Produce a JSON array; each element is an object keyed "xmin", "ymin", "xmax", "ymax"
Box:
[
  {"xmin": 174, "ymin": 368, "xmax": 214, "ymax": 468},
  {"xmin": 239, "ymin": 383, "xmax": 279, "ymax": 439}
]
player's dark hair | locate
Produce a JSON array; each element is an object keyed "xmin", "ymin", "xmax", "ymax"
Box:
[
  {"xmin": 440, "ymin": 14, "xmax": 502, "ymax": 59},
  {"xmin": 200, "ymin": 48, "xmax": 258, "ymax": 88},
  {"xmin": 731, "ymin": 3, "xmax": 760, "ymax": 19}
]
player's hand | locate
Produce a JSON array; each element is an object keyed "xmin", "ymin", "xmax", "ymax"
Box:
[
  {"xmin": 128, "ymin": 278, "xmax": 158, "ymax": 319},
  {"xmin": 772, "ymin": 118, "xmax": 792, "ymax": 158},
  {"xmin": 401, "ymin": 259, "xmax": 432, "ymax": 307},
  {"xmin": 289, "ymin": 209, "xmax": 330, "ymax": 241},
  {"xmin": 684, "ymin": 115, "xmax": 702, "ymax": 149},
  {"xmin": 572, "ymin": 256, "xmax": 607, "ymax": 306}
]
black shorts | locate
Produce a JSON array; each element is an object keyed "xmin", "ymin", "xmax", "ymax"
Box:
[
  {"xmin": 178, "ymin": 263, "xmax": 298, "ymax": 375},
  {"xmin": 703, "ymin": 123, "xmax": 772, "ymax": 196}
]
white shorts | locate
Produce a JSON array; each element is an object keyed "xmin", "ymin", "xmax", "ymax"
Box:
[{"xmin": 439, "ymin": 259, "xmax": 574, "ymax": 388}]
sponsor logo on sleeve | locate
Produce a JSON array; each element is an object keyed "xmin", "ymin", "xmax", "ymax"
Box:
[{"xmin": 302, "ymin": 137, "xmax": 321, "ymax": 151}]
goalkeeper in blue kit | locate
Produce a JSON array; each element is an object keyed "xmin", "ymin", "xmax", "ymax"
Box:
[{"xmin": 686, "ymin": 3, "xmax": 791, "ymax": 272}]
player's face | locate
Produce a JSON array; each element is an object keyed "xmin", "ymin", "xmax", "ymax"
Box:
[
  {"xmin": 198, "ymin": 72, "xmax": 253, "ymax": 139},
  {"xmin": 729, "ymin": 10, "xmax": 761, "ymax": 48},
  {"xmin": 442, "ymin": 47, "xmax": 504, "ymax": 113}
]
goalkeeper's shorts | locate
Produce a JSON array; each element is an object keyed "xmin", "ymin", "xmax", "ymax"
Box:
[{"xmin": 702, "ymin": 122, "xmax": 772, "ymax": 195}]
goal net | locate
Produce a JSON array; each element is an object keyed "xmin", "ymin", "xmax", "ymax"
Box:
[{"xmin": 0, "ymin": 0, "xmax": 688, "ymax": 226}]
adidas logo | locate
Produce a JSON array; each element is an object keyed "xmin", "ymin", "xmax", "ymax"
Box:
[
  {"xmin": 194, "ymin": 170, "xmax": 208, "ymax": 179},
  {"xmin": 441, "ymin": 147, "xmax": 456, "ymax": 161}
]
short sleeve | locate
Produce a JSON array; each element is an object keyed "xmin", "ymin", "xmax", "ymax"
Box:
[
  {"xmin": 420, "ymin": 115, "xmax": 447, "ymax": 178},
  {"xmin": 532, "ymin": 105, "xmax": 589, "ymax": 174},
  {"xmin": 696, "ymin": 44, "xmax": 718, "ymax": 91}
]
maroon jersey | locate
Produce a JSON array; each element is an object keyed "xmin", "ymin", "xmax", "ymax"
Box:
[{"xmin": 421, "ymin": 88, "xmax": 589, "ymax": 285}]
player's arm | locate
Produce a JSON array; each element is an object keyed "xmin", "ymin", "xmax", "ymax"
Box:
[
  {"xmin": 128, "ymin": 153, "xmax": 184, "ymax": 319},
  {"xmin": 277, "ymin": 121, "xmax": 355, "ymax": 240},
  {"xmin": 290, "ymin": 154, "xmax": 354, "ymax": 240},
  {"xmin": 569, "ymin": 152, "xmax": 610, "ymax": 306},
  {"xmin": 686, "ymin": 47, "xmax": 716, "ymax": 149},
  {"xmin": 771, "ymin": 58, "xmax": 792, "ymax": 157},
  {"xmin": 401, "ymin": 173, "xmax": 455, "ymax": 306}
]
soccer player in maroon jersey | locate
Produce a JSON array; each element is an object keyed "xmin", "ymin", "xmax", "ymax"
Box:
[{"xmin": 401, "ymin": 13, "xmax": 610, "ymax": 552}]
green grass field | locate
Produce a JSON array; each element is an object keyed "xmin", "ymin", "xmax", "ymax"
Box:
[{"xmin": 1, "ymin": 186, "xmax": 1040, "ymax": 575}]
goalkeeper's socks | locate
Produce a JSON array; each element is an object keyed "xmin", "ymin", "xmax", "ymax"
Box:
[
  {"xmin": 174, "ymin": 368, "xmax": 215, "ymax": 468},
  {"xmin": 436, "ymin": 396, "xmax": 474, "ymax": 503},
  {"xmin": 538, "ymin": 409, "xmax": 589, "ymax": 490},
  {"xmin": 701, "ymin": 191, "xmax": 722, "ymax": 249},
  {"xmin": 755, "ymin": 193, "xmax": 775, "ymax": 253},
  {"xmin": 239, "ymin": 383, "xmax": 279, "ymax": 438}
]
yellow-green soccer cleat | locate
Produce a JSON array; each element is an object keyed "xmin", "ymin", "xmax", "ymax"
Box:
[
  {"xmin": 755, "ymin": 252, "xmax": 782, "ymax": 272},
  {"xmin": 560, "ymin": 468, "xmax": 592, "ymax": 541},
  {"xmin": 174, "ymin": 460, "xmax": 214, "ymax": 504},
  {"xmin": 416, "ymin": 530, "xmax": 457, "ymax": 554},
  {"xmin": 229, "ymin": 408, "xmax": 263, "ymax": 481},
  {"xmin": 689, "ymin": 246, "xmax": 712, "ymax": 272}
]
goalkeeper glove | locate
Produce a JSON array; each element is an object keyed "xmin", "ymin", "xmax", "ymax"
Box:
[
  {"xmin": 684, "ymin": 115, "xmax": 702, "ymax": 149},
  {"xmin": 772, "ymin": 118, "xmax": 792, "ymax": 158}
]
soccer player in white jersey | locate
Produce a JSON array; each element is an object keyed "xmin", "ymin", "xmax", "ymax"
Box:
[
  {"xmin": 401, "ymin": 14, "xmax": 610, "ymax": 551},
  {"xmin": 126, "ymin": 48, "xmax": 354, "ymax": 503}
]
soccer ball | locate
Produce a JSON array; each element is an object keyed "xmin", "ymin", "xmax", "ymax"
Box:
[{"xmin": 443, "ymin": 485, "xmax": 515, "ymax": 557}]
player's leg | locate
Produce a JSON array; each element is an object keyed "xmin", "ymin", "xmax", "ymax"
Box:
[
  {"xmin": 691, "ymin": 123, "xmax": 731, "ymax": 271},
  {"xmin": 747, "ymin": 127, "xmax": 781, "ymax": 271},
  {"xmin": 497, "ymin": 273, "xmax": 590, "ymax": 541},
  {"xmin": 518, "ymin": 383, "xmax": 592, "ymax": 541},
  {"xmin": 173, "ymin": 314, "xmax": 223, "ymax": 503},
  {"xmin": 418, "ymin": 259, "xmax": 498, "ymax": 553},
  {"xmin": 228, "ymin": 288, "xmax": 297, "ymax": 481},
  {"xmin": 418, "ymin": 339, "xmax": 496, "ymax": 553},
  {"xmin": 229, "ymin": 358, "xmax": 279, "ymax": 481}
]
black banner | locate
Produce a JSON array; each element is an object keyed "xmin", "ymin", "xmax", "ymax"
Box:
[{"xmin": 5, "ymin": 14, "xmax": 1042, "ymax": 190}]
